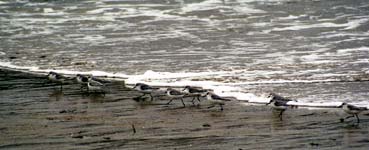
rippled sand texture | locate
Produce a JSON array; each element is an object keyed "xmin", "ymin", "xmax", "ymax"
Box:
[{"xmin": 1, "ymin": 70, "xmax": 369, "ymax": 150}]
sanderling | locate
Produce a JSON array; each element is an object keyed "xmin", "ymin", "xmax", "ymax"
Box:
[
  {"xmin": 47, "ymin": 71, "xmax": 66, "ymax": 89},
  {"xmin": 76, "ymin": 74, "xmax": 89, "ymax": 89},
  {"xmin": 267, "ymin": 93, "xmax": 298, "ymax": 108},
  {"xmin": 267, "ymin": 93, "xmax": 297, "ymax": 102},
  {"xmin": 340, "ymin": 102, "xmax": 367, "ymax": 123},
  {"xmin": 266, "ymin": 99, "xmax": 289, "ymax": 121},
  {"xmin": 87, "ymin": 80, "xmax": 105, "ymax": 95},
  {"xmin": 166, "ymin": 88, "xmax": 186, "ymax": 107},
  {"xmin": 205, "ymin": 92, "xmax": 231, "ymax": 111},
  {"xmin": 183, "ymin": 86, "xmax": 207, "ymax": 105},
  {"xmin": 133, "ymin": 83, "xmax": 159, "ymax": 101}
]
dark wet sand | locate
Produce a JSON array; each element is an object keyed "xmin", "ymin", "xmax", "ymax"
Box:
[{"xmin": 1, "ymin": 70, "xmax": 369, "ymax": 150}]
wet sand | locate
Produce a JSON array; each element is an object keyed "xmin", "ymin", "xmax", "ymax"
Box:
[{"xmin": 1, "ymin": 70, "xmax": 369, "ymax": 150}]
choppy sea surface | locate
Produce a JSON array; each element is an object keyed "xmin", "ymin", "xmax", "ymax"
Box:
[{"xmin": 1, "ymin": 0, "xmax": 369, "ymax": 107}]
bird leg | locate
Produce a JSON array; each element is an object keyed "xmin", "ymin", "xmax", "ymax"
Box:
[
  {"xmin": 149, "ymin": 93, "xmax": 154, "ymax": 101},
  {"xmin": 219, "ymin": 104, "xmax": 224, "ymax": 111},
  {"xmin": 191, "ymin": 97, "xmax": 196, "ymax": 105},
  {"xmin": 181, "ymin": 98, "xmax": 186, "ymax": 107},
  {"xmin": 279, "ymin": 110, "xmax": 285, "ymax": 121},
  {"xmin": 355, "ymin": 114, "xmax": 360, "ymax": 123},
  {"xmin": 166, "ymin": 99, "xmax": 174, "ymax": 105},
  {"xmin": 207, "ymin": 105, "xmax": 215, "ymax": 109},
  {"xmin": 80, "ymin": 85, "xmax": 87, "ymax": 91},
  {"xmin": 197, "ymin": 96, "xmax": 201, "ymax": 102}
]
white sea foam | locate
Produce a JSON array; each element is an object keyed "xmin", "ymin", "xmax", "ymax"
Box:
[
  {"xmin": 270, "ymin": 18, "xmax": 369, "ymax": 32},
  {"xmin": 0, "ymin": 61, "xmax": 130, "ymax": 79},
  {"xmin": 0, "ymin": 62, "xmax": 39, "ymax": 71},
  {"xmin": 337, "ymin": 47, "xmax": 369, "ymax": 54},
  {"xmin": 287, "ymin": 101, "xmax": 343, "ymax": 108},
  {"xmin": 43, "ymin": 8, "xmax": 54, "ymax": 13},
  {"xmin": 278, "ymin": 15, "xmax": 302, "ymax": 20},
  {"xmin": 320, "ymin": 31, "xmax": 369, "ymax": 38},
  {"xmin": 300, "ymin": 54, "xmax": 321, "ymax": 62},
  {"xmin": 0, "ymin": 1, "xmax": 8, "ymax": 4},
  {"xmin": 126, "ymin": 70, "xmax": 229, "ymax": 82},
  {"xmin": 180, "ymin": 0, "xmax": 265, "ymax": 14},
  {"xmin": 180, "ymin": 0, "xmax": 221, "ymax": 13},
  {"xmin": 232, "ymin": 5, "xmax": 266, "ymax": 14},
  {"xmin": 271, "ymin": 22, "xmax": 347, "ymax": 31},
  {"xmin": 351, "ymin": 59, "xmax": 369, "ymax": 64},
  {"xmin": 342, "ymin": 18, "xmax": 369, "ymax": 30},
  {"xmin": 1, "ymin": 62, "xmax": 368, "ymax": 108},
  {"xmin": 86, "ymin": 8, "xmax": 115, "ymax": 14}
]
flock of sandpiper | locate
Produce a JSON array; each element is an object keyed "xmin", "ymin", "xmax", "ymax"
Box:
[{"xmin": 47, "ymin": 71, "xmax": 368, "ymax": 123}]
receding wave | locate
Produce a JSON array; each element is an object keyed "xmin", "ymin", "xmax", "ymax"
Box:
[{"xmin": 1, "ymin": 62, "xmax": 369, "ymax": 108}]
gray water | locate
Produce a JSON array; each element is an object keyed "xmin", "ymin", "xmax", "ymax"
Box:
[
  {"xmin": 1, "ymin": 0, "xmax": 369, "ymax": 149},
  {"xmin": 1, "ymin": 0, "xmax": 369, "ymax": 105},
  {"xmin": 1, "ymin": 0, "xmax": 369, "ymax": 75}
]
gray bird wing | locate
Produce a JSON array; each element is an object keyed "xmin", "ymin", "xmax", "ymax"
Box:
[
  {"xmin": 190, "ymin": 88, "xmax": 207, "ymax": 93},
  {"xmin": 81, "ymin": 76, "xmax": 89, "ymax": 82},
  {"xmin": 212, "ymin": 94, "xmax": 231, "ymax": 101},
  {"xmin": 274, "ymin": 101, "xmax": 289, "ymax": 107},
  {"xmin": 55, "ymin": 73, "xmax": 64, "ymax": 80},
  {"xmin": 89, "ymin": 79, "xmax": 104, "ymax": 86},
  {"xmin": 348, "ymin": 104, "xmax": 367, "ymax": 111},
  {"xmin": 141, "ymin": 84, "xmax": 158, "ymax": 90},
  {"xmin": 271, "ymin": 93, "xmax": 296, "ymax": 102},
  {"xmin": 170, "ymin": 90, "xmax": 183, "ymax": 95}
]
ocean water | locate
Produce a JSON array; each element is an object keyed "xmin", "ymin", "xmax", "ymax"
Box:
[{"xmin": 1, "ymin": 0, "xmax": 369, "ymax": 107}]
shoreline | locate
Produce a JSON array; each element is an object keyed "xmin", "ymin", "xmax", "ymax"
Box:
[
  {"xmin": 2, "ymin": 67, "xmax": 369, "ymax": 109},
  {"xmin": 1, "ymin": 70, "xmax": 369, "ymax": 149}
]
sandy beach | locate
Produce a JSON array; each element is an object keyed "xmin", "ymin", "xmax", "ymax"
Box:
[{"xmin": 1, "ymin": 69, "xmax": 369, "ymax": 150}]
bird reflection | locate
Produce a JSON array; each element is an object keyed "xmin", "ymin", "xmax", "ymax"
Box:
[
  {"xmin": 49, "ymin": 89, "xmax": 64, "ymax": 101},
  {"xmin": 88, "ymin": 93, "xmax": 105, "ymax": 103}
]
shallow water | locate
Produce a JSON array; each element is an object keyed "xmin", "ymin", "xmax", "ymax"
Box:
[{"xmin": 1, "ymin": 70, "xmax": 369, "ymax": 149}]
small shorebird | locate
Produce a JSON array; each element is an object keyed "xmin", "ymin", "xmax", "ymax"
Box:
[
  {"xmin": 266, "ymin": 99, "xmax": 289, "ymax": 121},
  {"xmin": 133, "ymin": 83, "xmax": 159, "ymax": 101},
  {"xmin": 183, "ymin": 86, "xmax": 207, "ymax": 105},
  {"xmin": 76, "ymin": 74, "xmax": 89, "ymax": 90},
  {"xmin": 166, "ymin": 88, "xmax": 186, "ymax": 107},
  {"xmin": 340, "ymin": 102, "xmax": 367, "ymax": 123},
  {"xmin": 267, "ymin": 93, "xmax": 296, "ymax": 102},
  {"xmin": 205, "ymin": 92, "xmax": 231, "ymax": 111},
  {"xmin": 267, "ymin": 93, "xmax": 298, "ymax": 109},
  {"xmin": 47, "ymin": 71, "xmax": 66, "ymax": 89},
  {"xmin": 87, "ymin": 80, "xmax": 105, "ymax": 95}
]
